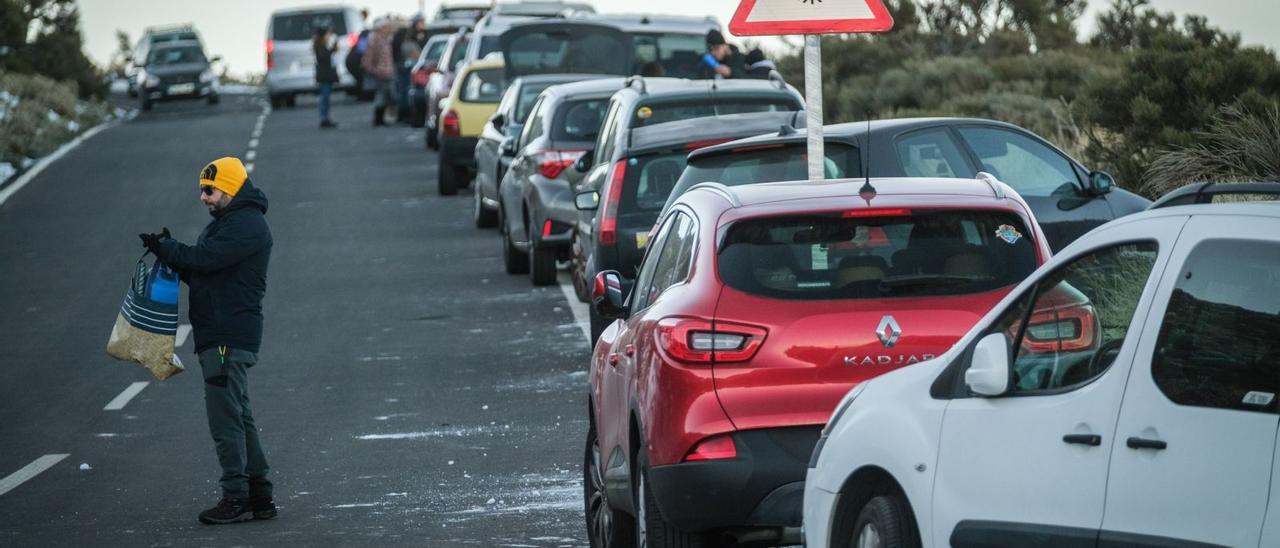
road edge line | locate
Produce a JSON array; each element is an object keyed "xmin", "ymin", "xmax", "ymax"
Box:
[
  {"xmin": 0, "ymin": 454, "xmax": 70, "ymax": 497},
  {"xmin": 0, "ymin": 112, "xmax": 134, "ymax": 206}
]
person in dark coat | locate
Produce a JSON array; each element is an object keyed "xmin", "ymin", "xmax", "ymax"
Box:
[
  {"xmin": 742, "ymin": 48, "xmax": 777, "ymax": 79},
  {"xmin": 313, "ymin": 27, "xmax": 339, "ymax": 128},
  {"xmin": 699, "ymin": 29, "xmax": 733, "ymax": 78},
  {"xmin": 139, "ymin": 157, "xmax": 275, "ymax": 526}
]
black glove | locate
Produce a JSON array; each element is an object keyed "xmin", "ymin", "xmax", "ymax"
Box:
[{"xmin": 138, "ymin": 227, "xmax": 171, "ymax": 251}]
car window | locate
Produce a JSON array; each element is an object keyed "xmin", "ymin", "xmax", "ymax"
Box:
[
  {"xmin": 986, "ymin": 242, "xmax": 1159, "ymax": 393},
  {"xmin": 630, "ymin": 213, "xmax": 676, "ymax": 313},
  {"xmin": 895, "ymin": 129, "xmax": 975, "ymax": 179},
  {"xmin": 632, "ymin": 98, "xmax": 799, "ymax": 128},
  {"xmin": 496, "ymin": 83, "xmax": 519, "ymax": 120},
  {"xmin": 552, "ymin": 98, "xmax": 608, "ymax": 142},
  {"xmin": 447, "ymin": 34, "xmax": 470, "ymax": 71},
  {"xmin": 518, "ymin": 97, "xmax": 546, "ymax": 149},
  {"xmin": 423, "ymin": 37, "xmax": 448, "ymax": 62},
  {"xmin": 1152, "ymin": 240, "xmax": 1280, "ymax": 413},
  {"xmin": 639, "ymin": 213, "xmax": 695, "ymax": 309},
  {"xmin": 594, "ymin": 101, "xmax": 623, "ymax": 166},
  {"xmin": 957, "ymin": 127, "xmax": 1081, "ymax": 197},
  {"xmin": 460, "ymin": 68, "xmax": 505, "ymax": 103},
  {"xmin": 718, "ymin": 210, "xmax": 1039, "ymax": 300},
  {"xmin": 670, "ymin": 143, "xmax": 860, "ymax": 211},
  {"xmin": 272, "ymin": 12, "xmax": 347, "ymax": 40},
  {"xmin": 148, "ymin": 46, "xmax": 206, "ymax": 66},
  {"xmin": 515, "ymin": 82, "xmax": 556, "ymax": 124},
  {"xmin": 621, "ymin": 151, "xmax": 688, "ymax": 214},
  {"xmin": 631, "ymin": 33, "xmax": 705, "ymax": 79}
]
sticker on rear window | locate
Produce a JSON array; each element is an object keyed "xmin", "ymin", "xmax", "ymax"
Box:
[
  {"xmin": 636, "ymin": 106, "xmax": 653, "ymax": 120},
  {"xmin": 636, "ymin": 232, "xmax": 649, "ymax": 249},
  {"xmin": 994, "ymin": 224, "xmax": 1023, "ymax": 244}
]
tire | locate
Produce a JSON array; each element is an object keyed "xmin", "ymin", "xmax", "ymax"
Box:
[
  {"xmin": 501, "ymin": 214, "xmax": 530, "ymax": 274},
  {"xmin": 636, "ymin": 452, "xmax": 711, "ymax": 548},
  {"xmin": 427, "ymin": 127, "xmax": 439, "ymax": 150},
  {"xmin": 529, "ymin": 235, "xmax": 557, "ymax": 286},
  {"xmin": 585, "ymin": 422, "xmax": 637, "ymax": 548},
  {"xmin": 284, "ymin": 94, "xmax": 296, "ymax": 108},
  {"xmin": 473, "ymin": 185, "xmax": 498, "ymax": 228},
  {"xmin": 589, "ymin": 306, "xmax": 608, "ymax": 347},
  {"xmin": 438, "ymin": 158, "xmax": 459, "ymax": 196},
  {"xmin": 850, "ymin": 495, "xmax": 919, "ymax": 548},
  {"xmin": 269, "ymin": 94, "xmax": 282, "ymax": 109}
]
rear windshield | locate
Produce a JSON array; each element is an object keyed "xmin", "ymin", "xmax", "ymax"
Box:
[
  {"xmin": 631, "ymin": 33, "xmax": 707, "ymax": 79},
  {"xmin": 148, "ymin": 46, "xmax": 206, "ymax": 66},
  {"xmin": 505, "ymin": 31, "xmax": 631, "ymax": 75},
  {"xmin": 634, "ymin": 98, "xmax": 799, "ymax": 127},
  {"xmin": 718, "ymin": 210, "xmax": 1038, "ymax": 300},
  {"xmin": 621, "ymin": 151, "xmax": 688, "ymax": 213},
  {"xmin": 479, "ymin": 35, "xmax": 502, "ymax": 58},
  {"xmin": 668, "ymin": 143, "xmax": 861, "ymax": 211},
  {"xmin": 552, "ymin": 98, "xmax": 609, "ymax": 141},
  {"xmin": 461, "ymin": 68, "xmax": 506, "ymax": 103},
  {"xmin": 272, "ymin": 12, "xmax": 347, "ymax": 41},
  {"xmin": 447, "ymin": 35, "xmax": 471, "ymax": 70}
]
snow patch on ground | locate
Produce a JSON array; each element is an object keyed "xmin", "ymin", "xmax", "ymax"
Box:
[{"xmin": 355, "ymin": 424, "xmax": 523, "ymax": 440}]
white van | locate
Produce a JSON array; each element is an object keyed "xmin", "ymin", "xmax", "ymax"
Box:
[{"xmin": 265, "ymin": 5, "xmax": 364, "ymax": 108}]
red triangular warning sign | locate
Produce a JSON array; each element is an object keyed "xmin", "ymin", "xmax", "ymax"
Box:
[{"xmin": 729, "ymin": 0, "xmax": 895, "ymax": 36}]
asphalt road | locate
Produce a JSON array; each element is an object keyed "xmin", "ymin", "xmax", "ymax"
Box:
[{"xmin": 0, "ymin": 91, "xmax": 593, "ymax": 546}]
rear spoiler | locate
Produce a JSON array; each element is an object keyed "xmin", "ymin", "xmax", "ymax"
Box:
[{"xmin": 1148, "ymin": 181, "xmax": 1280, "ymax": 210}]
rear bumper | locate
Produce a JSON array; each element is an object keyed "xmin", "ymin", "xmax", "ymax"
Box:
[
  {"xmin": 440, "ymin": 137, "xmax": 479, "ymax": 169},
  {"xmin": 646, "ymin": 426, "xmax": 821, "ymax": 532}
]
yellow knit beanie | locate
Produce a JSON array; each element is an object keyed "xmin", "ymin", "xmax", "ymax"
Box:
[{"xmin": 199, "ymin": 157, "xmax": 248, "ymax": 197}]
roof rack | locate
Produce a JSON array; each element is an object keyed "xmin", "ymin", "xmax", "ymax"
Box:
[
  {"xmin": 1148, "ymin": 181, "xmax": 1280, "ymax": 210},
  {"xmin": 687, "ymin": 182, "xmax": 741, "ymax": 207},
  {"xmin": 975, "ymin": 172, "xmax": 1006, "ymax": 199},
  {"xmin": 768, "ymin": 70, "xmax": 787, "ymax": 90},
  {"xmin": 625, "ymin": 75, "xmax": 647, "ymax": 95}
]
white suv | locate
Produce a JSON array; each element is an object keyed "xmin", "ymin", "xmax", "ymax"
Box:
[{"xmin": 804, "ymin": 184, "xmax": 1280, "ymax": 548}]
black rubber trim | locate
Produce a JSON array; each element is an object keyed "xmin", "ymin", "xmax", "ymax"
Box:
[
  {"xmin": 951, "ymin": 520, "xmax": 1096, "ymax": 548},
  {"xmin": 1097, "ymin": 530, "xmax": 1227, "ymax": 548}
]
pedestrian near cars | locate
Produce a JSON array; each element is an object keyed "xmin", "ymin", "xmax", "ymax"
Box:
[
  {"xmin": 313, "ymin": 27, "xmax": 339, "ymax": 129},
  {"xmin": 700, "ymin": 29, "xmax": 733, "ymax": 78},
  {"xmin": 392, "ymin": 15, "xmax": 426, "ymax": 124},
  {"xmin": 138, "ymin": 157, "xmax": 275, "ymax": 526},
  {"xmin": 742, "ymin": 48, "xmax": 777, "ymax": 79},
  {"xmin": 362, "ymin": 17, "xmax": 396, "ymax": 126}
]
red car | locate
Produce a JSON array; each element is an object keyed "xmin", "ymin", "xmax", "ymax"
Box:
[{"xmin": 583, "ymin": 176, "xmax": 1052, "ymax": 547}]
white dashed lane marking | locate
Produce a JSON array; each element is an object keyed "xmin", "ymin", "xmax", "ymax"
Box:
[
  {"xmin": 103, "ymin": 382, "xmax": 150, "ymax": 411},
  {"xmin": 0, "ymin": 454, "xmax": 69, "ymax": 497},
  {"xmin": 556, "ymin": 274, "xmax": 590, "ymax": 341}
]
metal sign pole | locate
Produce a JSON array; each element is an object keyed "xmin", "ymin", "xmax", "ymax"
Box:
[{"xmin": 804, "ymin": 35, "xmax": 824, "ymax": 181}]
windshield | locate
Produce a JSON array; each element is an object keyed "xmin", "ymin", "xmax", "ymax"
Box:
[
  {"xmin": 718, "ymin": 210, "xmax": 1038, "ymax": 300},
  {"xmin": 631, "ymin": 33, "xmax": 707, "ymax": 79},
  {"xmin": 461, "ymin": 68, "xmax": 506, "ymax": 102},
  {"xmin": 149, "ymin": 46, "xmax": 207, "ymax": 66},
  {"xmin": 633, "ymin": 98, "xmax": 799, "ymax": 128},
  {"xmin": 151, "ymin": 31, "xmax": 199, "ymax": 44},
  {"xmin": 272, "ymin": 12, "xmax": 347, "ymax": 41},
  {"xmin": 668, "ymin": 142, "xmax": 861, "ymax": 211}
]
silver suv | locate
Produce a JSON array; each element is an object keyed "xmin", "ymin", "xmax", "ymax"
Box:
[{"xmin": 265, "ymin": 5, "xmax": 364, "ymax": 108}]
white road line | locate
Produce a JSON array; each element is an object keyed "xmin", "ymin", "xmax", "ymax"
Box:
[
  {"xmin": 0, "ymin": 118, "xmax": 121, "ymax": 206},
  {"xmin": 0, "ymin": 454, "xmax": 69, "ymax": 497},
  {"xmin": 556, "ymin": 274, "xmax": 590, "ymax": 341},
  {"xmin": 251, "ymin": 128, "xmax": 262, "ymax": 139},
  {"xmin": 248, "ymin": 138, "xmax": 259, "ymax": 148},
  {"xmin": 104, "ymin": 382, "xmax": 150, "ymax": 411},
  {"xmin": 245, "ymin": 162, "xmax": 255, "ymax": 173},
  {"xmin": 245, "ymin": 150, "xmax": 257, "ymax": 161},
  {"xmin": 176, "ymin": 324, "xmax": 192, "ymax": 347}
]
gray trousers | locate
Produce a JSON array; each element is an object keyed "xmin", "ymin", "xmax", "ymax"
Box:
[{"xmin": 198, "ymin": 347, "xmax": 272, "ymax": 499}]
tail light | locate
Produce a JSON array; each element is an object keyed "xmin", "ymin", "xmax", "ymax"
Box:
[
  {"xmin": 655, "ymin": 317, "xmax": 767, "ymax": 364},
  {"xmin": 683, "ymin": 138, "xmax": 733, "ymax": 152},
  {"xmin": 347, "ymin": 32, "xmax": 359, "ymax": 48},
  {"xmin": 842, "ymin": 208, "xmax": 912, "ymax": 218},
  {"xmin": 265, "ymin": 39, "xmax": 274, "ymax": 70},
  {"xmin": 684, "ymin": 434, "xmax": 737, "ymax": 462},
  {"xmin": 1023, "ymin": 305, "xmax": 1097, "ymax": 352},
  {"xmin": 532, "ymin": 149, "xmax": 586, "ymax": 180},
  {"xmin": 442, "ymin": 109, "xmax": 461, "ymax": 137},
  {"xmin": 598, "ymin": 159, "xmax": 627, "ymax": 246}
]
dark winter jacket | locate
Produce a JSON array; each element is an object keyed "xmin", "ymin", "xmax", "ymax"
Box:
[
  {"xmin": 314, "ymin": 39, "xmax": 339, "ymax": 84},
  {"xmin": 153, "ymin": 182, "xmax": 272, "ymax": 354}
]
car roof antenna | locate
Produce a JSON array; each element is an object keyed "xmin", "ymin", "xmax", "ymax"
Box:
[{"xmin": 858, "ymin": 113, "xmax": 876, "ymax": 205}]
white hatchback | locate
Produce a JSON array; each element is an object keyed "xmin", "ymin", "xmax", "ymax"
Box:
[{"xmin": 804, "ymin": 184, "xmax": 1280, "ymax": 548}]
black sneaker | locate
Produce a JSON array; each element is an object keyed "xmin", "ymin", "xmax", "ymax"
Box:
[
  {"xmin": 320, "ymin": 120, "xmax": 337, "ymax": 129},
  {"xmin": 198, "ymin": 498, "xmax": 252, "ymax": 525},
  {"xmin": 251, "ymin": 496, "xmax": 278, "ymax": 520}
]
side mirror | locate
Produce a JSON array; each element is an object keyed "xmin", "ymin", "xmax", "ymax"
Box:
[
  {"xmin": 1088, "ymin": 170, "xmax": 1115, "ymax": 195},
  {"xmin": 499, "ymin": 136, "xmax": 517, "ymax": 156},
  {"xmin": 965, "ymin": 332, "xmax": 1011, "ymax": 397},
  {"xmin": 574, "ymin": 150, "xmax": 595, "ymax": 173},
  {"xmin": 592, "ymin": 271, "xmax": 627, "ymax": 320},
  {"xmin": 491, "ymin": 112, "xmax": 506, "ymax": 131},
  {"xmin": 575, "ymin": 190, "xmax": 600, "ymax": 211}
]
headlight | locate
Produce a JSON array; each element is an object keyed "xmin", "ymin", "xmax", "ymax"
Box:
[
  {"xmin": 145, "ymin": 75, "xmax": 160, "ymax": 87},
  {"xmin": 199, "ymin": 68, "xmax": 216, "ymax": 83}
]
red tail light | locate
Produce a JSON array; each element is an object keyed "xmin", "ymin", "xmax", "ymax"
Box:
[
  {"xmin": 1023, "ymin": 306, "xmax": 1097, "ymax": 353},
  {"xmin": 542, "ymin": 219, "xmax": 553, "ymax": 238},
  {"xmin": 265, "ymin": 39, "xmax": 274, "ymax": 70},
  {"xmin": 842, "ymin": 208, "xmax": 912, "ymax": 218},
  {"xmin": 442, "ymin": 109, "xmax": 461, "ymax": 137},
  {"xmin": 598, "ymin": 159, "xmax": 627, "ymax": 246},
  {"xmin": 684, "ymin": 434, "xmax": 737, "ymax": 462},
  {"xmin": 532, "ymin": 149, "xmax": 586, "ymax": 180},
  {"xmin": 347, "ymin": 32, "xmax": 359, "ymax": 48},
  {"xmin": 655, "ymin": 317, "xmax": 767, "ymax": 364},
  {"xmin": 683, "ymin": 138, "xmax": 733, "ymax": 151}
]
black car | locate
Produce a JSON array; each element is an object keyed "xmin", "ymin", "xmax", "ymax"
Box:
[
  {"xmin": 136, "ymin": 40, "xmax": 220, "ymax": 111},
  {"xmin": 573, "ymin": 108, "xmax": 806, "ymax": 342},
  {"xmin": 669, "ymin": 117, "xmax": 1151, "ymax": 252}
]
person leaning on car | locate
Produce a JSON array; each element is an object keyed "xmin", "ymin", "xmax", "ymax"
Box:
[{"xmin": 139, "ymin": 157, "xmax": 275, "ymax": 526}]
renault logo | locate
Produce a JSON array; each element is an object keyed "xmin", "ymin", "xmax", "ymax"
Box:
[{"xmin": 876, "ymin": 315, "xmax": 901, "ymax": 348}]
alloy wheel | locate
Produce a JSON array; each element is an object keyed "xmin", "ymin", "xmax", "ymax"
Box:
[
  {"xmin": 856, "ymin": 522, "xmax": 882, "ymax": 548},
  {"xmin": 587, "ymin": 437, "xmax": 614, "ymax": 547}
]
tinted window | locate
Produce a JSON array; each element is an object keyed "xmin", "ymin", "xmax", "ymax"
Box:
[
  {"xmin": 637, "ymin": 213, "xmax": 695, "ymax": 309},
  {"xmin": 272, "ymin": 12, "xmax": 347, "ymax": 41},
  {"xmin": 619, "ymin": 151, "xmax": 688, "ymax": 214},
  {"xmin": 518, "ymin": 97, "xmax": 545, "ymax": 149},
  {"xmin": 630, "ymin": 214, "xmax": 676, "ymax": 312},
  {"xmin": 447, "ymin": 35, "xmax": 471, "ymax": 70},
  {"xmin": 1152, "ymin": 240, "xmax": 1280, "ymax": 413},
  {"xmin": 148, "ymin": 46, "xmax": 206, "ymax": 66},
  {"xmin": 552, "ymin": 98, "xmax": 609, "ymax": 141},
  {"xmin": 988, "ymin": 242, "xmax": 1158, "ymax": 393},
  {"xmin": 515, "ymin": 82, "xmax": 556, "ymax": 124},
  {"xmin": 461, "ymin": 68, "xmax": 505, "ymax": 102},
  {"xmin": 505, "ymin": 31, "xmax": 630, "ymax": 75},
  {"xmin": 631, "ymin": 33, "xmax": 706, "ymax": 79},
  {"xmin": 594, "ymin": 101, "xmax": 622, "ymax": 166},
  {"xmin": 439, "ymin": 8, "xmax": 487, "ymax": 21},
  {"xmin": 895, "ymin": 129, "xmax": 975, "ymax": 178},
  {"xmin": 718, "ymin": 210, "xmax": 1038, "ymax": 300},
  {"xmin": 958, "ymin": 127, "xmax": 1080, "ymax": 197},
  {"xmin": 423, "ymin": 38, "xmax": 448, "ymax": 62},
  {"xmin": 152, "ymin": 32, "xmax": 199, "ymax": 44},
  {"xmin": 633, "ymin": 98, "xmax": 799, "ymax": 127},
  {"xmin": 479, "ymin": 35, "xmax": 502, "ymax": 58},
  {"xmin": 670, "ymin": 143, "xmax": 860, "ymax": 211}
]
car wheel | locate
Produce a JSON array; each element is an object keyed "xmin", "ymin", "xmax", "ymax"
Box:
[
  {"xmin": 529, "ymin": 231, "xmax": 557, "ymax": 287},
  {"xmin": 636, "ymin": 451, "xmax": 710, "ymax": 548},
  {"xmin": 269, "ymin": 94, "xmax": 282, "ymax": 109},
  {"xmin": 284, "ymin": 93, "xmax": 296, "ymax": 108},
  {"xmin": 474, "ymin": 185, "xmax": 498, "ymax": 228},
  {"xmin": 438, "ymin": 158, "xmax": 459, "ymax": 196},
  {"xmin": 585, "ymin": 421, "xmax": 637, "ymax": 548},
  {"xmin": 571, "ymin": 234, "xmax": 591, "ymax": 303},
  {"xmin": 426, "ymin": 126, "xmax": 439, "ymax": 150},
  {"xmin": 851, "ymin": 495, "xmax": 919, "ymax": 548},
  {"xmin": 501, "ymin": 213, "xmax": 530, "ymax": 275}
]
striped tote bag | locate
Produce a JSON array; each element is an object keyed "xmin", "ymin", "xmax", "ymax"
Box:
[{"xmin": 106, "ymin": 253, "xmax": 185, "ymax": 380}]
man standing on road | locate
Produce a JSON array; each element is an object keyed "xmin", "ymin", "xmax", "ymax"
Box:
[
  {"xmin": 139, "ymin": 157, "xmax": 275, "ymax": 525},
  {"xmin": 362, "ymin": 17, "xmax": 396, "ymax": 126}
]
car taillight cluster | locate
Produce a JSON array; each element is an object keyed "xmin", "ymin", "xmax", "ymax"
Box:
[
  {"xmin": 683, "ymin": 434, "xmax": 737, "ymax": 462},
  {"xmin": 655, "ymin": 317, "xmax": 767, "ymax": 364},
  {"xmin": 265, "ymin": 39, "xmax": 274, "ymax": 70},
  {"xmin": 1023, "ymin": 305, "xmax": 1097, "ymax": 352},
  {"xmin": 532, "ymin": 150, "xmax": 586, "ymax": 179},
  {"xmin": 442, "ymin": 109, "xmax": 461, "ymax": 137},
  {"xmin": 598, "ymin": 159, "xmax": 627, "ymax": 245}
]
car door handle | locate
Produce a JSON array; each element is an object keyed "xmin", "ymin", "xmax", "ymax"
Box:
[
  {"xmin": 1062, "ymin": 434, "xmax": 1101, "ymax": 446},
  {"xmin": 1126, "ymin": 437, "xmax": 1167, "ymax": 450},
  {"xmin": 624, "ymin": 344, "xmax": 635, "ymax": 357}
]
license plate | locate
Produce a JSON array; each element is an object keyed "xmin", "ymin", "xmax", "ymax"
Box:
[{"xmin": 168, "ymin": 83, "xmax": 195, "ymax": 94}]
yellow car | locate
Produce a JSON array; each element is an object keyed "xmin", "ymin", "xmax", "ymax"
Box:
[{"xmin": 437, "ymin": 57, "xmax": 505, "ymax": 195}]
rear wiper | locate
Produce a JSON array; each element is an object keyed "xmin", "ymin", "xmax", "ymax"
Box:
[{"xmin": 878, "ymin": 274, "xmax": 977, "ymax": 293}]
